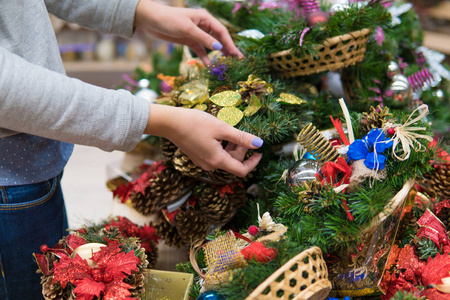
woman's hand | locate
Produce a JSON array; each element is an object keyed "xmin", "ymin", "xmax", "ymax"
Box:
[
  {"xmin": 134, "ymin": 0, "xmax": 243, "ymax": 65},
  {"xmin": 145, "ymin": 104, "xmax": 263, "ymax": 177}
]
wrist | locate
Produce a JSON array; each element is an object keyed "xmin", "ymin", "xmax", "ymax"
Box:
[{"xmin": 144, "ymin": 104, "xmax": 179, "ymax": 140}]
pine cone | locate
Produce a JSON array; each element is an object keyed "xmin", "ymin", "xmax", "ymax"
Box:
[
  {"xmin": 175, "ymin": 209, "xmax": 209, "ymax": 245},
  {"xmin": 41, "ymin": 276, "xmax": 67, "ymax": 300},
  {"xmin": 198, "ymin": 183, "xmax": 247, "ymax": 224},
  {"xmin": 436, "ymin": 206, "xmax": 450, "ymax": 231},
  {"xmin": 419, "ymin": 162, "xmax": 450, "ymax": 200},
  {"xmin": 172, "ymin": 149, "xmax": 204, "ymax": 178},
  {"xmin": 154, "ymin": 215, "xmax": 184, "ymax": 248},
  {"xmin": 132, "ymin": 167, "xmax": 195, "ymax": 215},
  {"xmin": 161, "ymin": 139, "xmax": 178, "ymax": 161},
  {"xmin": 207, "ymin": 103, "xmax": 222, "ymax": 117},
  {"xmin": 237, "ymin": 75, "xmax": 270, "ymax": 104},
  {"xmin": 145, "ymin": 240, "xmax": 159, "ymax": 268},
  {"xmin": 124, "ymin": 271, "xmax": 147, "ymax": 299},
  {"xmin": 396, "ymin": 209, "xmax": 418, "ymax": 241},
  {"xmin": 360, "ymin": 105, "xmax": 392, "ymax": 134}
]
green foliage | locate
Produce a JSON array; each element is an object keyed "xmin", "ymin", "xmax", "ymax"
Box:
[
  {"xmin": 415, "ymin": 237, "xmax": 442, "ymax": 260},
  {"xmin": 391, "ymin": 290, "xmax": 423, "ymax": 300},
  {"xmin": 217, "ymin": 239, "xmax": 308, "ymax": 300}
]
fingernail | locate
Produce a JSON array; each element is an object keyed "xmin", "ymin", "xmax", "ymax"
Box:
[
  {"xmin": 252, "ymin": 137, "xmax": 264, "ymax": 147},
  {"xmin": 212, "ymin": 41, "xmax": 223, "ymax": 51}
]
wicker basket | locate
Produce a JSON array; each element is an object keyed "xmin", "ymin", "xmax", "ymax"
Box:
[
  {"xmin": 245, "ymin": 246, "xmax": 331, "ymax": 300},
  {"xmin": 267, "ymin": 28, "xmax": 371, "ymax": 78}
]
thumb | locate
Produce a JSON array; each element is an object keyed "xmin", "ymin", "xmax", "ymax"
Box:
[{"xmin": 222, "ymin": 126, "xmax": 264, "ymax": 150}]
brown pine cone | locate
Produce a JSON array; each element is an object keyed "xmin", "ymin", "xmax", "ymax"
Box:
[
  {"xmin": 419, "ymin": 162, "xmax": 450, "ymax": 200},
  {"xmin": 154, "ymin": 215, "xmax": 184, "ymax": 248},
  {"xmin": 175, "ymin": 209, "xmax": 209, "ymax": 245},
  {"xmin": 145, "ymin": 240, "xmax": 159, "ymax": 268},
  {"xmin": 437, "ymin": 207, "xmax": 450, "ymax": 231},
  {"xmin": 360, "ymin": 105, "xmax": 392, "ymax": 134},
  {"xmin": 124, "ymin": 271, "xmax": 147, "ymax": 299},
  {"xmin": 40, "ymin": 275, "xmax": 74, "ymax": 300},
  {"xmin": 172, "ymin": 149, "xmax": 204, "ymax": 178},
  {"xmin": 132, "ymin": 167, "xmax": 195, "ymax": 215},
  {"xmin": 161, "ymin": 139, "xmax": 178, "ymax": 161},
  {"xmin": 198, "ymin": 183, "xmax": 247, "ymax": 224}
]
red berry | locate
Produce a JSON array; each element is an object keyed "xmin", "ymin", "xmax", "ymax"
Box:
[
  {"xmin": 40, "ymin": 244, "xmax": 49, "ymax": 253},
  {"xmin": 248, "ymin": 225, "xmax": 259, "ymax": 236},
  {"xmin": 387, "ymin": 128, "xmax": 395, "ymax": 135}
]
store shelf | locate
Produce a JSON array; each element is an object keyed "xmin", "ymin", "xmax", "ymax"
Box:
[
  {"xmin": 423, "ymin": 30, "xmax": 450, "ymax": 55},
  {"xmin": 63, "ymin": 60, "xmax": 141, "ymax": 88}
]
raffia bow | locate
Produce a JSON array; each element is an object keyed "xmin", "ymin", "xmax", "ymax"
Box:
[{"xmin": 384, "ymin": 104, "xmax": 433, "ymax": 161}]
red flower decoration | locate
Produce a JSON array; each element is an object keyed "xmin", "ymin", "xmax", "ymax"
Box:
[
  {"xmin": 316, "ymin": 157, "xmax": 352, "ymax": 188},
  {"xmin": 52, "ymin": 242, "xmax": 140, "ymax": 300},
  {"xmin": 241, "ymin": 242, "xmax": 276, "ymax": 263},
  {"xmin": 422, "ymin": 252, "xmax": 450, "ymax": 287}
]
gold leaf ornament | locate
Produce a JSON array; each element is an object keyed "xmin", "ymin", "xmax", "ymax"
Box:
[
  {"xmin": 209, "ymin": 91, "xmax": 242, "ymax": 107},
  {"xmin": 178, "ymin": 79, "xmax": 209, "ymax": 107},
  {"xmin": 275, "ymin": 93, "xmax": 307, "ymax": 105},
  {"xmin": 243, "ymin": 94, "xmax": 262, "ymax": 117},
  {"xmin": 217, "ymin": 107, "xmax": 244, "ymax": 126}
]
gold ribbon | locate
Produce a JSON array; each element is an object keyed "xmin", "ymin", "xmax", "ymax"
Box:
[{"xmin": 384, "ymin": 104, "xmax": 433, "ymax": 161}]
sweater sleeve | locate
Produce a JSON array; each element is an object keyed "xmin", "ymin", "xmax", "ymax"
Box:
[
  {"xmin": 0, "ymin": 46, "xmax": 150, "ymax": 152},
  {"xmin": 44, "ymin": 0, "xmax": 140, "ymax": 38}
]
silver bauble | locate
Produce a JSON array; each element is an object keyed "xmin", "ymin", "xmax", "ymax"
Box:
[
  {"xmin": 286, "ymin": 159, "xmax": 321, "ymax": 188},
  {"xmin": 135, "ymin": 79, "xmax": 158, "ymax": 103},
  {"xmin": 389, "ymin": 74, "xmax": 412, "ymax": 103},
  {"xmin": 387, "ymin": 61, "xmax": 400, "ymax": 78}
]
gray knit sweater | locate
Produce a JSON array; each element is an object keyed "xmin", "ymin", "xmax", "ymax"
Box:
[{"xmin": 0, "ymin": 0, "xmax": 150, "ymax": 185}]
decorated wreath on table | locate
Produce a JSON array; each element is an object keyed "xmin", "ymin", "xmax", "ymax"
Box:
[{"xmin": 34, "ymin": 217, "xmax": 152, "ymax": 300}]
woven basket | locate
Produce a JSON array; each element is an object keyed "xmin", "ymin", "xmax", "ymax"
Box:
[
  {"xmin": 245, "ymin": 246, "xmax": 331, "ymax": 300},
  {"xmin": 267, "ymin": 28, "xmax": 371, "ymax": 78}
]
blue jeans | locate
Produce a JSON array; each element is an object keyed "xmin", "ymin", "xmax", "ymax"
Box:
[{"xmin": 0, "ymin": 174, "xmax": 68, "ymax": 300}]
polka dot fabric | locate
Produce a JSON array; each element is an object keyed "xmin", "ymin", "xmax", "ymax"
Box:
[{"xmin": 0, "ymin": 134, "xmax": 73, "ymax": 186}]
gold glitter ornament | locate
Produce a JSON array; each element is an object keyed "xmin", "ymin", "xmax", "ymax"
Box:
[
  {"xmin": 237, "ymin": 75, "xmax": 273, "ymax": 102},
  {"xmin": 275, "ymin": 93, "xmax": 307, "ymax": 105},
  {"xmin": 178, "ymin": 79, "xmax": 209, "ymax": 107},
  {"xmin": 193, "ymin": 104, "xmax": 207, "ymax": 111},
  {"xmin": 243, "ymin": 94, "xmax": 262, "ymax": 117},
  {"xmin": 217, "ymin": 107, "xmax": 243, "ymax": 126},
  {"xmin": 209, "ymin": 91, "xmax": 242, "ymax": 107}
]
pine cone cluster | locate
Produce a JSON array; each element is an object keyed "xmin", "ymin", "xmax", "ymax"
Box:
[
  {"xmin": 360, "ymin": 105, "xmax": 392, "ymax": 134},
  {"xmin": 161, "ymin": 139, "xmax": 178, "ymax": 161},
  {"xmin": 419, "ymin": 162, "xmax": 450, "ymax": 200}
]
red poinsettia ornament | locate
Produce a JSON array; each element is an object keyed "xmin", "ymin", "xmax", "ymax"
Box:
[{"xmin": 52, "ymin": 242, "xmax": 140, "ymax": 300}]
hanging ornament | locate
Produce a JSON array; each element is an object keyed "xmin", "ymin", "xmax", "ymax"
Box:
[
  {"xmin": 387, "ymin": 74, "xmax": 412, "ymax": 104},
  {"xmin": 408, "ymin": 68, "xmax": 435, "ymax": 92},
  {"xmin": 299, "ymin": 0, "xmax": 330, "ymax": 26},
  {"xmin": 387, "ymin": 61, "xmax": 401, "ymax": 78},
  {"xmin": 197, "ymin": 290, "xmax": 225, "ymax": 300},
  {"xmin": 286, "ymin": 158, "xmax": 321, "ymax": 188},
  {"xmin": 135, "ymin": 79, "xmax": 158, "ymax": 103},
  {"xmin": 297, "ymin": 123, "xmax": 339, "ymax": 163}
]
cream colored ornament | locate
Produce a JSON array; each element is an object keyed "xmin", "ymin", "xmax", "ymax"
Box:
[{"xmin": 72, "ymin": 243, "xmax": 106, "ymax": 266}]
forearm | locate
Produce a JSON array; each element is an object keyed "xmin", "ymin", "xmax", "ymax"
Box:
[
  {"xmin": 45, "ymin": 0, "xmax": 140, "ymax": 38},
  {"xmin": 0, "ymin": 46, "xmax": 149, "ymax": 152}
]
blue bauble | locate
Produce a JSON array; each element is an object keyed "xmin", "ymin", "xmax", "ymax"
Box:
[{"xmin": 197, "ymin": 291, "xmax": 225, "ymax": 300}]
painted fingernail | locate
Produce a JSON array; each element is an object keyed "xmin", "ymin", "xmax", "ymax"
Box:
[
  {"xmin": 252, "ymin": 137, "xmax": 264, "ymax": 147},
  {"xmin": 212, "ymin": 41, "xmax": 223, "ymax": 51}
]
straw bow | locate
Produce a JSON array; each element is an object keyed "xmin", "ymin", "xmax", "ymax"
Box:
[{"xmin": 385, "ymin": 104, "xmax": 433, "ymax": 161}]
